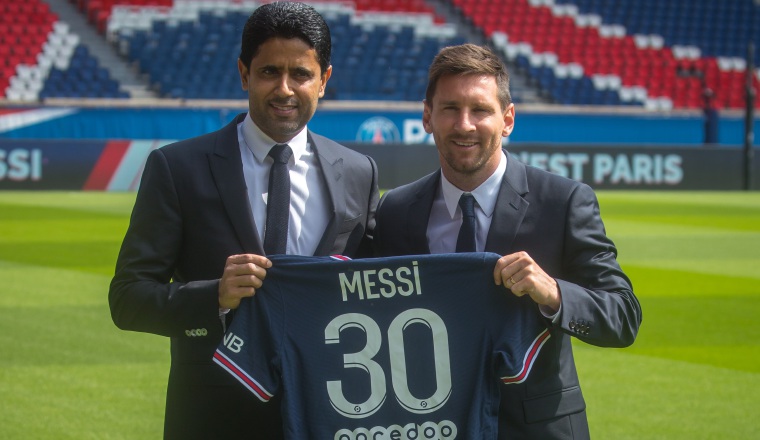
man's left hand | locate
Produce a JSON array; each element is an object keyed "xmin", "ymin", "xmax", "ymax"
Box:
[{"xmin": 494, "ymin": 251, "xmax": 561, "ymax": 313}]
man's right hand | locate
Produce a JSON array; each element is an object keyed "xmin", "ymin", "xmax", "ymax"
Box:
[{"xmin": 219, "ymin": 254, "xmax": 272, "ymax": 310}]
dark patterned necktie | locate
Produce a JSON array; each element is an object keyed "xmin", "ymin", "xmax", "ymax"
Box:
[
  {"xmin": 263, "ymin": 144, "xmax": 293, "ymax": 255},
  {"xmin": 456, "ymin": 192, "xmax": 477, "ymax": 253}
]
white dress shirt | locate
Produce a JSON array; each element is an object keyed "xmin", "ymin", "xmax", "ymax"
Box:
[
  {"xmin": 426, "ymin": 151, "xmax": 560, "ymax": 320},
  {"xmin": 237, "ymin": 113, "xmax": 330, "ymax": 256},
  {"xmin": 427, "ymin": 151, "xmax": 507, "ymax": 253}
]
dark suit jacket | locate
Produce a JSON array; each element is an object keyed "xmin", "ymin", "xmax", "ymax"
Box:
[
  {"xmin": 109, "ymin": 113, "xmax": 379, "ymax": 439},
  {"xmin": 373, "ymin": 152, "xmax": 641, "ymax": 440}
]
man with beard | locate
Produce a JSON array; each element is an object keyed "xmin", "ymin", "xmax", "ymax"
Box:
[{"xmin": 372, "ymin": 43, "xmax": 641, "ymax": 439}]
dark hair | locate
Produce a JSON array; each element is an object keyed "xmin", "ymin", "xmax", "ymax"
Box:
[
  {"xmin": 239, "ymin": 2, "xmax": 331, "ymax": 74},
  {"xmin": 425, "ymin": 44, "xmax": 511, "ymax": 109}
]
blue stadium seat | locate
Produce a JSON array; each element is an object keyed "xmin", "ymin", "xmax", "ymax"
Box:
[{"xmin": 114, "ymin": 4, "xmax": 463, "ymax": 102}]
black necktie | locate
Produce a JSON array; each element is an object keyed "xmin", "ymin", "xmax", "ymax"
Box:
[
  {"xmin": 264, "ymin": 144, "xmax": 293, "ymax": 255},
  {"xmin": 456, "ymin": 192, "xmax": 477, "ymax": 253}
]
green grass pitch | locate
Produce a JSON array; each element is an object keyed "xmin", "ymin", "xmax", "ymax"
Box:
[{"xmin": 1, "ymin": 191, "xmax": 758, "ymax": 439}]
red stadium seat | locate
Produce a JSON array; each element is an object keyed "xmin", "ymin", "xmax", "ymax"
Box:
[{"xmin": 454, "ymin": 0, "xmax": 759, "ymax": 109}]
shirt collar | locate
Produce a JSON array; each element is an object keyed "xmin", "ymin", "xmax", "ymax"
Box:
[
  {"xmin": 241, "ymin": 112, "xmax": 309, "ymax": 164},
  {"xmin": 440, "ymin": 150, "xmax": 507, "ymax": 219}
]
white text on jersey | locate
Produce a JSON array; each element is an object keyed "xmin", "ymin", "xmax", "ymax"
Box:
[
  {"xmin": 339, "ymin": 262, "xmax": 422, "ymax": 301},
  {"xmin": 224, "ymin": 332, "xmax": 244, "ymax": 353}
]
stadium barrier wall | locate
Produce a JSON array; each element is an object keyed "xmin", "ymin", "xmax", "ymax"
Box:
[
  {"xmin": 2, "ymin": 139, "xmax": 758, "ymax": 190},
  {"xmin": 2, "ymin": 105, "xmax": 759, "ymax": 146}
]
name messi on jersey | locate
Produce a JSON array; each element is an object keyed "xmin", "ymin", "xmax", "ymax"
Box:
[{"xmin": 339, "ymin": 261, "xmax": 422, "ymax": 302}]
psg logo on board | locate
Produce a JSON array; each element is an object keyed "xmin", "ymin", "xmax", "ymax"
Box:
[{"xmin": 356, "ymin": 116, "xmax": 401, "ymax": 144}]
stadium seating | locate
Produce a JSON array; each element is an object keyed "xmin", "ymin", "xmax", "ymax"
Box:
[
  {"xmin": 451, "ymin": 0, "xmax": 760, "ymax": 109},
  {"xmin": 110, "ymin": 0, "xmax": 463, "ymax": 101},
  {"xmin": 39, "ymin": 41, "xmax": 129, "ymax": 99},
  {"xmin": 2, "ymin": 1, "xmax": 129, "ymax": 101},
  {"xmin": 0, "ymin": 1, "xmax": 56, "ymax": 101},
  {"xmin": 2, "ymin": 0, "xmax": 757, "ymax": 109},
  {"xmin": 78, "ymin": 0, "xmax": 172, "ymax": 34}
]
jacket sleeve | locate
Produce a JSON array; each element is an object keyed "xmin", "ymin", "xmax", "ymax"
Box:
[
  {"xmin": 553, "ymin": 183, "xmax": 642, "ymax": 347},
  {"xmin": 109, "ymin": 148, "xmax": 221, "ymax": 338}
]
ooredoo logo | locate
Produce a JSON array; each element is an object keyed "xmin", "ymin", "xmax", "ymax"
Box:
[{"xmin": 334, "ymin": 419, "xmax": 457, "ymax": 440}]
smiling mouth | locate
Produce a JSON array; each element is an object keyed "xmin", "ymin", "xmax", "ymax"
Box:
[
  {"xmin": 270, "ymin": 99, "xmax": 298, "ymax": 112},
  {"xmin": 453, "ymin": 140, "xmax": 478, "ymax": 147}
]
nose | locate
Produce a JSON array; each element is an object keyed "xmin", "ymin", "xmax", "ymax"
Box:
[
  {"xmin": 454, "ymin": 110, "xmax": 476, "ymax": 133},
  {"xmin": 274, "ymin": 74, "xmax": 296, "ymax": 96}
]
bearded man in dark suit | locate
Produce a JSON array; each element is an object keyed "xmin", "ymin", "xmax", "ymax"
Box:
[{"xmin": 373, "ymin": 43, "xmax": 641, "ymax": 439}]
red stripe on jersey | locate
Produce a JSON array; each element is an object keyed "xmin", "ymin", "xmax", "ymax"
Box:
[
  {"xmin": 501, "ymin": 329, "xmax": 551, "ymax": 384},
  {"xmin": 83, "ymin": 140, "xmax": 131, "ymax": 190},
  {"xmin": 330, "ymin": 255, "xmax": 351, "ymax": 261},
  {"xmin": 213, "ymin": 351, "xmax": 272, "ymax": 401}
]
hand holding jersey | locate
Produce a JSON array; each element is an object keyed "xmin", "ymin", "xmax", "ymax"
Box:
[
  {"xmin": 494, "ymin": 251, "xmax": 561, "ymax": 314},
  {"xmin": 218, "ymin": 254, "xmax": 272, "ymax": 310}
]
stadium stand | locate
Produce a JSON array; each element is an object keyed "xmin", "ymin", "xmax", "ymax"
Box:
[
  {"xmin": 2, "ymin": 1, "xmax": 132, "ymax": 101},
  {"xmin": 0, "ymin": 1, "xmax": 57, "ymax": 101},
  {"xmin": 450, "ymin": 0, "xmax": 760, "ymax": 109},
  {"xmin": 109, "ymin": 0, "xmax": 464, "ymax": 101},
  {"xmin": 79, "ymin": 0, "xmax": 173, "ymax": 34},
  {"xmin": 2, "ymin": 0, "xmax": 757, "ymax": 110}
]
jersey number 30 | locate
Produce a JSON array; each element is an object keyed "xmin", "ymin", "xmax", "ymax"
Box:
[{"xmin": 324, "ymin": 308, "xmax": 452, "ymax": 419}]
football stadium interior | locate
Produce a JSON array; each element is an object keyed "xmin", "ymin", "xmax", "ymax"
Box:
[{"xmin": 1, "ymin": 2, "xmax": 759, "ymax": 439}]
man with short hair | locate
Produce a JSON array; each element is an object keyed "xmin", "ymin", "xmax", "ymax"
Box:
[
  {"xmin": 373, "ymin": 43, "xmax": 642, "ymax": 439},
  {"xmin": 109, "ymin": 3, "xmax": 379, "ymax": 438}
]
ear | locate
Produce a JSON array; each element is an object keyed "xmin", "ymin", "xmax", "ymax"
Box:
[
  {"xmin": 422, "ymin": 100, "xmax": 433, "ymax": 134},
  {"xmin": 502, "ymin": 103, "xmax": 515, "ymax": 137},
  {"xmin": 318, "ymin": 65, "xmax": 333, "ymax": 98},
  {"xmin": 238, "ymin": 59, "xmax": 249, "ymax": 90}
]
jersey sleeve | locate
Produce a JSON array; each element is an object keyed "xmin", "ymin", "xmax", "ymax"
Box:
[
  {"xmin": 491, "ymin": 295, "xmax": 552, "ymax": 385},
  {"xmin": 213, "ymin": 290, "xmax": 282, "ymax": 402}
]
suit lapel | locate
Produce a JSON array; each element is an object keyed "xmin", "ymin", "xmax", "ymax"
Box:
[
  {"xmin": 407, "ymin": 172, "xmax": 440, "ymax": 254},
  {"xmin": 208, "ymin": 113, "xmax": 263, "ymax": 254},
  {"xmin": 485, "ymin": 152, "xmax": 529, "ymax": 254},
  {"xmin": 311, "ymin": 132, "xmax": 346, "ymax": 256}
]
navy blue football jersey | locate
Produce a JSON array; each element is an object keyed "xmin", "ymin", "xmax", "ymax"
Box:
[{"xmin": 214, "ymin": 253, "xmax": 550, "ymax": 439}]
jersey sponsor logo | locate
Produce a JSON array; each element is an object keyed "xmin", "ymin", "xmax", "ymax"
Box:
[
  {"xmin": 339, "ymin": 261, "xmax": 422, "ymax": 301},
  {"xmin": 334, "ymin": 419, "xmax": 457, "ymax": 440},
  {"xmin": 184, "ymin": 328, "xmax": 208, "ymax": 337}
]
